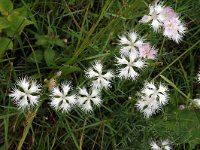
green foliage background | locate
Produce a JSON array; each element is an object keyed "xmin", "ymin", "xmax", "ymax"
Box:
[{"xmin": 0, "ymin": 0, "xmax": 200, "ymax": 149}]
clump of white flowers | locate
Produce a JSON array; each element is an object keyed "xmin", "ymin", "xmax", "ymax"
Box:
[
  {"xmin": 150, "ymin": 139, "xmax": 172, "ymax": 150},
  {"xmin": 118, "ymin": 31, "xmax": 158, "ymax": 60},
  {"xmin": 8, "ymin": 1, "xmax": 190, "ymax": 147},
  {"xmin": 115, "ymin": 29, "xmax": 159, "ymax": 81},
  {"xmin": 136, "ymin": 82, "xmax": 169, "ymax": 118},
  {"xmin": 49, "ymin": 82, "xmax": 77, "ymax": 112},
  {"xmin": 9, "ymin": 1, "xmax": 183, "ymax": 116},
  {"xmin": 9, "ymin": 76, "xmax": 41, "ymax": 109},
  {"xmin": 140, "ymin": 1, "xmax": 186, "ymax": 43}
]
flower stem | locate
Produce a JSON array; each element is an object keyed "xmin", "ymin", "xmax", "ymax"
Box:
[{"xmin": 17, "ymin": 102, "xmax": 41, "ymax": 150}]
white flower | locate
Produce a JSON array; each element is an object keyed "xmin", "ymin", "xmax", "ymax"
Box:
[
  {"xmin": 135, "ymin": 82, "xmax": 169, "ymax": 118},
  {"xmin": 140, "ymin": 1, "xmax": 165, "ymax": 31},
  {"xmin": 197, "ymin": 70, "xmax": 200, "ymax": 82},
  {"xmin": 85, "ymin": 61, "xmax": 114, "ymax": 89},
  {"xmin": 77, "ymin": 87, "xmax": 102, "ymax": 113},
  {"xmin": 136, "ymin": 94, "xmax": 161, "ymax": 118},
  {"xmin": 9, "ymin": 76, "xmax": 41, "ymax": 109},
  {"xmin": 50, "ymin": 82, "xmax": 76, "ymax": 112},
  {"xmin": 56, "ymin": 71, "xmax": 62, "ymax": 77},
  {"xmin": 192, "ymin": 99, "xmax": 200, "ymax": 107},
  {"xmin": 150, "ymin": 140, "xmax": 171, "ymax": 150},
  {"xmin": 116, "ymin": 52, "xmax": 146, "ymax": 80},
  {"xmin": 118, "ymin": 31, "xmax": 144, "ymax": 55},
  {"xmin": 150, "ymin": 141, "xmax": 161, "ymax": 150},
  {"xmin": 144, "ymin": 82, "xmax": 169, "ymax": 105},
  {"xmin": 161, "ymin": 140, "xmax": 171, "ymax": 150}
]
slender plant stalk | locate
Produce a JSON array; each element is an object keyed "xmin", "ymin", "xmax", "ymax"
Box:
[
  {"xmin": 153, "ymin": 40, "xmax": 200, "ymax": 80},
  {"xmin": 17, "ymin": 102, "xmax": 41, "ymax": 150}
]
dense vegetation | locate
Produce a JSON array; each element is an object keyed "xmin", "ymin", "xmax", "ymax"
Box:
[{"xmin": 0, "ymin": 0, "xmax": 200, "ymax": 149}]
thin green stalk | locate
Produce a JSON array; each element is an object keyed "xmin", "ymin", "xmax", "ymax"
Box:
[
  {"xmin": 23, "ymin": 32, "xmax": 42, "ymax": 82},
  {"xmin": 160, "ymin": 75, "xmax": 190, "ymax": 100},
  {"xmin": 17, "ymin": 100, "xmax": 43, "ymax": 150},
  {"xmin": 153, "ymin": 40, "xmax": 200, "ymax": 80},
  {"xmin": 67, "ymin": 0, "xmax": 113, "ymax": 65}
]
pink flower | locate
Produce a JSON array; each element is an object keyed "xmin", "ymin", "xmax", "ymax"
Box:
[
  {"xmin": 160, "ymin": 7, "xmax": 177, "ymax": 20},
  {"xmin": 163, "ymin": 18, "xmax": 179, "ymax": 36},
  {"xmin": 139, "ymin": 43, "xmax": 157, "ymax": 59},
  {"xmin": 163, "ymin": 17, "xmax": 186, "ymax": 43}
]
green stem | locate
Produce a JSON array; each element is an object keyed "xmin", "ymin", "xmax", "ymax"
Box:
[
  {"xmin": 17, "ymin": 102, "xmax": 41, "ymax": 150},
  {"xmin": 153, "ymin": 40, "xmax": 200, "ymax": 80}
]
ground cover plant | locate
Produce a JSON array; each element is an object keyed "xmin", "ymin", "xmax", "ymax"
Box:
[{"xmin": 0, "ymin": 0, "xmax": 200, "ymax": 149}]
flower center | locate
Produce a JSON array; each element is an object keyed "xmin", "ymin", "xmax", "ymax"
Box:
[
  {"xmin": 152, "ymin": 90, "xmax": 159, "ymax": 100},
  {"xmin": 131, "ymin": 42, "xmax": 135, "ymax": 47},
  {"xmin": 61, "ymin": 94, "xmax": 66, "ymax": 100},
  {"xmin": 151, "ymin": 10, "xmax": 158, "ymax": 20},
  {"xmin": 144, "ymin": 50, "xmax": 150, "ymax": 57},
  {"xmin": 87, "ymin": 95, "xmax": 91, "ymax": 100},
  {"xmin": 98, "ymin": 73, "xmax": 103, "ymax": 78},
  {"xmin": 24, "ymin": 89, "xmax": 30, "ymax": 96},
  {"xmin": 167, "ymin": 22, "xmax": 173, "ymax": 29},
  {"xmin": 128, "ymin": 62, "xmax": 133, "ymax": 67}
]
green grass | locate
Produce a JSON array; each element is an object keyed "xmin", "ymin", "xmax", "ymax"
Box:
[{"xmin": 1, "ymin": 0, "xmax": 200, "ymax": 149}]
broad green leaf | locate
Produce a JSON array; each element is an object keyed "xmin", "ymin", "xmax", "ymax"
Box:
[
  {"xmin": 53, "ymin": 37, "xmax": 66, "ymax": 47},
  {"xmin": 13, "ymin": 6, "xmax": 31, "ymax": 17},
  {"xmin": 0, "ymin": 37, "xmax": 13, "ymax": 58},
  {"xmin": 14, "ymin": 6, "xmax": 38, "ymax": 29},
  {"xmin": 0, "ymin": 17, "xmax": 10, "ymax": 30},
  {"xmin": 5, "ymin": 11, "xmax": 33, "ymax": 37},
  {"xmin": 0, "ymin": 0, "xmax": 13, "ymax": 14},
  {"xmin": 27, "ymin": 50, "xmax": 43, "ymax": 63},
  {"xmin": 35, "ymin": 34, "xmax": 66, "ymax": 47},
  {"xmin": 35, "ymin": 34, "xmax": 49, "ymax": 46},
  {"xmin": 44, "ymin": 49, "xmax": 55, "ymax": 66}
]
